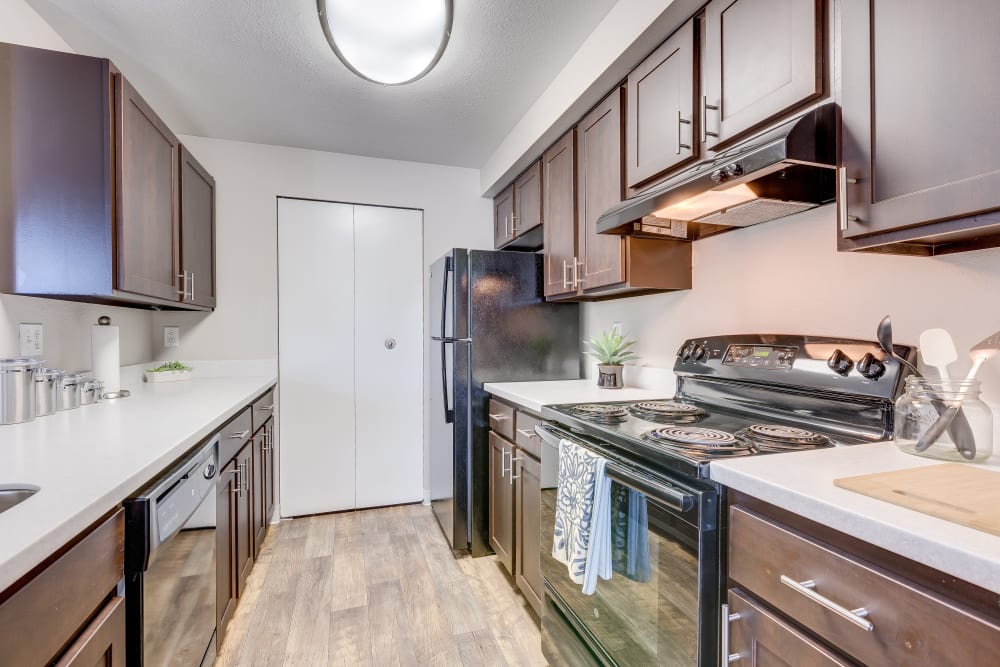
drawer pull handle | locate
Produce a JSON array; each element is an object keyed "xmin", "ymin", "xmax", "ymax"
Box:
[
  {"xmin": 720, "ymin": 603, "xmax": 742, "ymax": 663},
  {"xmin": 259, "ymin": 404, "xmax": 274, "ymax": 411},
  {"xmin": 229, "ymin": 429, "xmax": 250, "ymax": 439},
  {"xmin": 780, "ymin": 576, "xmax": 874, "ymax": 632},
  {"xmin": 489, "ymin": 413, "xmax": 509, "ymax": 421},
  {"xmin": 516, "ymin": 428, "xmax": 539, "ymax": 439}
]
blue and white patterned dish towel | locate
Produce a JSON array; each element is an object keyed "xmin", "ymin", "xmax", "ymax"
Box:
[{"xmin": 552, "ymin": 439, "xmax": 612, "ymax": 595}]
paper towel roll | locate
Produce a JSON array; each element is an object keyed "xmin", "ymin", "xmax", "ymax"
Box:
[{"xmin": 91, "ymin": 324, "xmax": 121, "ymax": 392}]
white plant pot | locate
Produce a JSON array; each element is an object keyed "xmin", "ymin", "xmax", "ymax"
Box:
[{"xmin": 144, "ymin": 369, "xmax": 194, "ymax": 383}]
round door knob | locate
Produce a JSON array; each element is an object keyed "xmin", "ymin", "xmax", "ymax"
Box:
[
  {"xmin": 857, "ymin": 352, "xmax": 886, "ymax": 380},
  {"xmin": 827, "ymin": 349, "xmax": 854, "ymax": 376},
  {"xmin": 384, "ymin": 338, "xmax": 396, "ymax": 350}
]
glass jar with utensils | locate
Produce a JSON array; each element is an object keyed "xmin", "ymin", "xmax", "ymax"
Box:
[{"xmin": 894, "ymin": 377, "xmax": 993, "ymax": 462}]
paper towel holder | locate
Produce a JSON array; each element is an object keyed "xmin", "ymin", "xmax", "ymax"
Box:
[{"xmin": 95, "ymin": 315, "xmax": 131, "ymax": 399}]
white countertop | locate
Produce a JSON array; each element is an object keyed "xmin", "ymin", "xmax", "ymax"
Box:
[
  {"xmin": 0, "ymin": 361, "xmax": 277, "ymax": 591},
  {"xmin": 484, "ymin": 379, "xmax": 671, "ymax": 413},
  {"xmin": 710, "ymin": 443, "xmax": 1000, "ymax": 594}
]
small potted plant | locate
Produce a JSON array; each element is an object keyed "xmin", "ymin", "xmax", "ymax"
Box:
[
  {"xmin": 144, "ymin": 361, "xmax": 194, "ymax": 383},
  {"xmin": 585, "ymin": 329, "xmax": 638, "ymax": 389}
]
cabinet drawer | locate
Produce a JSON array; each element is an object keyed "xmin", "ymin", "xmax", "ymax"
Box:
[
  {"xmin": 252, "ymin": 387, "xmax": 275, "ymax": 433},
  {"xmin": 220, "ymin": 406, "xmax": 253, "ymax": 464},
  {"xmin": 727, "ymin": 588, "xmax": 852, "ymax": 666},
  {"xmin": 729, "ymin": 505, "xmax": 1000, "ymax": 666},
  {"xmin": 488, "ymin": 399, "xmax": 514, "ymax": 439},
  {"xmin": 0, "ymin": 509, "xmax": 124, "ymax": 666},
  {"xmin": 513, "ymin": 411, "xmax": 542, "ymax": 459}
]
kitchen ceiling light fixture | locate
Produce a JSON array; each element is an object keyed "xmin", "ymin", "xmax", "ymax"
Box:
[{"xmin": 318, "ymin": 0, "xmax": 453, "ymax": 85}]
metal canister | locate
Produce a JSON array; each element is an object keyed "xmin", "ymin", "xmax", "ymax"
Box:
[
  {"xmin": 81, "ymin": 379, "xmax": 104, "ymax": 405},
  {"xmin": 34, "ymin": 368, "xmax": 63, "ymax": 416},
  {"xmin": 0, "ymin": 358, "xmax": 41, "ymax": 424},
  {"xmin": 57, "ymin": 373, "xmax": 85, "ymax": 411}
]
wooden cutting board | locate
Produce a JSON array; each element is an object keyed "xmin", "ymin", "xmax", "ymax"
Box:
[{"xmin": 834, "ymin": 463, "xmax": 1000, "ymax": 537}]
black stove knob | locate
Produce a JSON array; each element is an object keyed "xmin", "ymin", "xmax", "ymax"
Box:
[
  {"xmin": 692, "ymin": 345, "xmax": 707, "ymax": 361},
  {"xmin": 827, "ymin": 349, "xmax": 854, "ymax": 376},
  {"xmin": 857, "ymin": 353, "xmax": 886, "ymax": 380},
  {"xmin": 681, "ymin": 343, "xmax": 695, "ymax": 361}
]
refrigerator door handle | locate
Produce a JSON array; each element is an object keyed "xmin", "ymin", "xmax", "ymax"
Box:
[
  {"xmin": 439, "ymin": 255, "xmax": 453, "ymax": 339},
  {"xmin": 441, "ymin": 341, "xmax": 454, "ymax": 424}
]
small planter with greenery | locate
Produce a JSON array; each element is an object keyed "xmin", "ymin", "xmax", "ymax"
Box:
[
  {"xmin": 584, "ymin": 329, "xmax": 638, "ymax": 389},
  {"xmin": 144, "ymin": 361, "xmax": 194, "ymax": 383}
]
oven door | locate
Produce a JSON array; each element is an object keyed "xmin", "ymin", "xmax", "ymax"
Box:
[{"xmin": 536, "ymin": 423, "xmax": 720, "ymax": 667}]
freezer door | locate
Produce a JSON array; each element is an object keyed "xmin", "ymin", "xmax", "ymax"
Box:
[{"xmin": 430, "ymin": 339, "xmax": 471, "ymax": 550}]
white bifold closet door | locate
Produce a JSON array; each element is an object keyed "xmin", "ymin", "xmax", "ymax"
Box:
[{"xmin": 278, "ymin": 198, "xmax": 423, "ymax": 517}]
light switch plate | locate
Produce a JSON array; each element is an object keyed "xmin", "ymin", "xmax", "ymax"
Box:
[
  {"xmin": 163, "ymin": 326, "xmax": 180, "ymax": 348},
  {"xmin": 612, "ymin": 321, "xmax": 624, "ymax": 337},
  {"xmin": 19, "ymin": 323, "xmax": 43, "ymax": 356}
]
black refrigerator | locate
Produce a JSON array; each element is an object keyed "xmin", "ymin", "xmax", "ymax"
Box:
[{"xmin": 430, "ymin": 249, "xmax": 580, "ymax": 555}]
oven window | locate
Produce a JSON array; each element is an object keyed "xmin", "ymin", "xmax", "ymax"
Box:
[{"xmin": 541, "ymin": 480, "xmax": 700, "ymax": 665}]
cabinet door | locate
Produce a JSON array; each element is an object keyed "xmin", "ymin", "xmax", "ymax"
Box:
[
  {"xmin": 179, "ymin": 145, "xmax": 216, "ymax": 308},
  {"xmin": 216, "ymin": 458, "xmax": 237, "ymax": 643},
  {"xmin": 626, "ymin": 18, "xmax": 698, "ymax": 189},
  {"xmin": 514, "ymin": 160, "xmax": 543, "ymax": 237},
  {"xmin": 542, "ymin": 130, "xmax": 578, "ymax": 299},
  {"xmin": 493, "ymin": 184, "xmax": 515, "ymax": 248},
  {"xmin": 264, "ymin": 418, "xmax": 276, "ymax": 523},
  {"xmin": 488, "ymin": 432, "xmax": 515, "ymax": 574},
  {"xmin": 235, "ymin": 445, "xmax": 254, "ymax": 594},
  {"xmin": 703, "ymin": 0, "xmax": 822, "ymax": 147},
  {"xmin": 252, "ymin": 430, "xmax": 266, "ymax": 558},
  {"xmin": 727, "ymin": 589, "xmax": 851, "ymax": 666},
  {"xmin": 514, "ymin": 452, "xmax": 542, "ymax": 616},
  {"xmin": 115, "ymin": 74, "xmax": 181, "ymax": 302},
  {"xmin": 577, "ymin": 88, "xmax": 626, "ymax": 292},
  {"xmin": 53, "ymin": 596, "xmax": 126, "ymax": 667},
  {"xmin": 840, "ymin": 0, "xmax": 1000, "ymax": 240}
]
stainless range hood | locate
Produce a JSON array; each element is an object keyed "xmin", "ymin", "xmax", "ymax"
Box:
[{"xmin": 597, "ymin": 103, "xmax": 838, "ymax": 240}]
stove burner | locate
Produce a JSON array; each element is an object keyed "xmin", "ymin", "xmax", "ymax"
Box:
[
  {"xmin": 735, "ymin": 424, "xmax": 833, "ymax": 452},
  {"xmin": 642, "ymin": 425, "xmax": 756, "ymax": 459},
  {"xmin": 570, "ymin": 403, "xmax": 629, "ymax": 424},
  {"xmin": 627, "ymin": 400, "xmax": 708, "ymax": 424}
]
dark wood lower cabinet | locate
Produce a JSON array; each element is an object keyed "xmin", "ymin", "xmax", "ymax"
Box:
[
  {"xmin": 54, "ymin": 596, "xmax": 126, "ymax": 667},
  {"xmin": 489, "ymin": 431, "xmax": 515, "ymax": 574},
  {"xmin": 264, "ymin": 419, "xmax": 276, "ymax": 522},
  {"xmin": 514, "ymin": 451, "xmax": 543, "ymax": 616},
  {"xmin": 235, "ymin": 443, "xmax": 254, "ymax": 593},
  {"xmin": 216, "ymin": 457, "xmax": 238, "ymax": 644},
  {"xmin": 252, "ymin": 416, "xmax": 276, "ymax": 558},
  {"xmin": 727, "ymin": 589, "xmax": 850, "ymax": 666}
]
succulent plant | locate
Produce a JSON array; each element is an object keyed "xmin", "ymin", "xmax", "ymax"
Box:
[
  {"xmin": 147, "ymin": 361, "xmax": 192, "ymax": 372},
  {"xmin": 584, "ymin": 329, "xmax": 638, "ymax": 366}
]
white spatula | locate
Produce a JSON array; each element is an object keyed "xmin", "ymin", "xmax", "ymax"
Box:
[{"xmin": 919, "ymin": 328, "xmax": 957, "ymax": 380}]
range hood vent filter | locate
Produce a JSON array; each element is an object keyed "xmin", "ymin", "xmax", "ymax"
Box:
[{"xmin": 693, "ymin": 198, "xmax": 817, "ymax": 227}]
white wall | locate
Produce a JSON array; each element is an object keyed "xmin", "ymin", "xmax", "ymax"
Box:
[
  {"xmin": 0, "ymin": 0, "xmax": 155, "ymax": 370},
  {"xmin": 582, "ymin": 206, "xmax": 1000, "ymax": 405},
  {"xmin": 151, "ymin": 137, "xmax": 492, "ymax": 499}
]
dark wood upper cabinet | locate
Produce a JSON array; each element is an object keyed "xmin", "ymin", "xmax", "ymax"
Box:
[
  {"xmin": 514, "ymin": 160, "xmax": 542, "ymax": 237},
  {"xmin": 702, "ymin": 0, "xmax": 823, "ymax": 149},
  {"xmin": 0, "ymin": 42, "xmax": 214, "ymax": 310},
  {"xmin": 542, "ymin": 130, "xmax": 577, "ymax": 299},
  {"xmin": 115, "ymin": 74, "xmax": 181, "ymax": 302},
  {"xmin": 839, "ymin": 0, "xmax": 1000, "ymax": 254},
  {"xmin": 577, "ymin": 88, "xmax": 626, "ymax": 292},
  {"xmin": 493, "ymin": 184, "xmax": 514, "ymax": 249},
  {"xmin": 179, "ymin": 145, "xmax": 216, "ymax": 308},
  {"xmin": 626, "ymin": 17, "xmax": 698, "ymax": 190}
]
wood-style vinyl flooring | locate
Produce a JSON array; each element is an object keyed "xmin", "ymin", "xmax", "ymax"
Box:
[{"xmin": 216, "ymin": 503, "xmax": 547, "ymax": 666}]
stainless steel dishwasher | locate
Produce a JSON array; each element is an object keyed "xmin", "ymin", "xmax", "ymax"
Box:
[{"xmin": 125, "ymin": 435, "xmax": 219, "ymax": 666}]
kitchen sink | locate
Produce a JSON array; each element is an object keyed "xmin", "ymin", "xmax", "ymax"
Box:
[{"xmin": 0, "ymin": 485, "xmax": 39, "ymax": 513}]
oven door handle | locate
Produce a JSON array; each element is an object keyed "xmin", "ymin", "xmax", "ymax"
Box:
[{"xmin": 535, "ymin": 423, "xmax": 696, "ymax": 513}]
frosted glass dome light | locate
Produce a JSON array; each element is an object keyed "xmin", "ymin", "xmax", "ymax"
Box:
[{"xmin": 319, "ymin": 0, "xmax": 453, "ymax": 85}]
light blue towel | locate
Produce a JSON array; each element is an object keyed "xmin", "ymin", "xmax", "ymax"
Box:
[{"xmin": 552, "ymin": 439, "xmax": 612, "ymax": 595}]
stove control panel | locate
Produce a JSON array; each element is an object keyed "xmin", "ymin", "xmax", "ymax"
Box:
[{"xmin": 723, "ymin": 344, "xmax": 797, "ymax": 370}]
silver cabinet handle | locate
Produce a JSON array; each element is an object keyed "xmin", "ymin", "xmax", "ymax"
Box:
[
  {"xmin": 510, "ymin": 212, "xmax": 518, "ymax": 236},
  {"xmin": 229, "ymin": 429, "xmax": 250, "ymax": 439},
  {"xmin": 516, "ymin": 428, "xmax": 539, "ymax": 439},
  {"xmin": 503, "ymin": 214, "xmax": 509, "ymax": 239},
  {"xmin": 260, "ymin": 404, "xmax": 274, "ymax": 411},
  {"xmin": 242, "ymin": 461, "xmax": 249, "ymax": 495},
  {"xmin": 561, "ymin": 259, "xmax": 570, "ymax": 289},
  {"xmin": 509, "ymin": 456, "xmax": 523, "ymax": 485},
  {"xmin": 702, "ymin": 95, "xmax": 719, "ymax": 142},
  {"xmin": 176, "ymin": 271, "xmax": 191, "ymax": 299},
  {"xmin": 573, "ymin": 258, "xmax": 585, "ymax": 287},
  {"xmin": 780, "ymin": 576, "xmax": 874, "ymax": 632},
  {"xmin": 501, "ymin": 447, "xmax": 511, "ymax": 478},
  {"xmin": 838, "ymin": 167, "xmax": 860, "ymax": 232},
  {"xmin": 230, "ymin": 466, "xmax": 241, "ymax": 495},
  {"xmin": 676, "ymin": 110, "xmax": 692, "ymax": 154},
  {"xmin": 489, "ymin": 413, "xmax": 509, "ymax": 421},
  {"xmin": 720, "ymin": 603, "xmax": 742, "ymax": 663}
]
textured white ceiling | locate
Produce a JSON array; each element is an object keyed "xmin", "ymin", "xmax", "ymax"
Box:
[{"xmin": 27, "ymin": 0, "xmax": 617, "ymax": 168}]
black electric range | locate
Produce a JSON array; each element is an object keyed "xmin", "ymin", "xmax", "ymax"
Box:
[{"xmin": 537, "ymin": 333, "xmax": 916, "ymax": 667}]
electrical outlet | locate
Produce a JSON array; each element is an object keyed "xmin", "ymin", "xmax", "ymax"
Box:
[
  {"xmin": 163, "ymin": 326, "xmax": 180, "ymax": 348},
  {"xmin": 19, "ymin": 323, "xmax": 43, "ymax": 357},
  {"xmin": 612, "ymin": 321, "xmax": 624, "ymax": 336}
]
